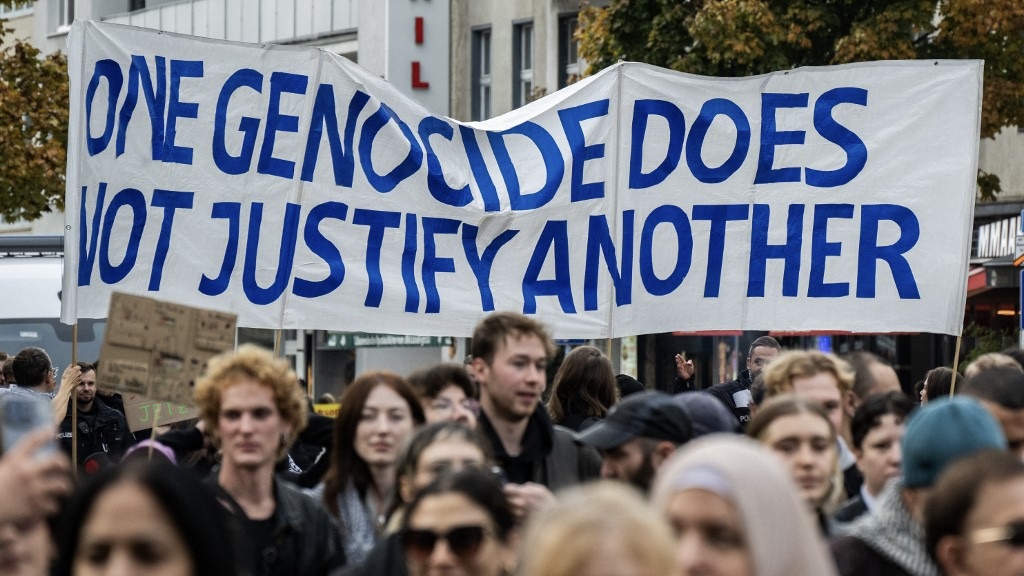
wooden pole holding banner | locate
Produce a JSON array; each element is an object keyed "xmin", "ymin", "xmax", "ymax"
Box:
[
  {"xmin": 949, "ymin": 335, "xmax": 963, "ymax": 396},
  {"xmin": 147, "ymin": 407, "xmax": 161, "ymax": 462},
  {"xmin": 71, "ymin": 323, "xmax": 78, "ymax": 479},
  {"xmin": 71, "ymin": 384, "xmax": 77, "ymax": 479},
  {"xmin": 274, "ymin": 329, "xmax": 282, "ymax": 357}
]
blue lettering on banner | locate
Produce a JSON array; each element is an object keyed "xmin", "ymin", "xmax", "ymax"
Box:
[
  {"xmin": 75, "ymin": 52, "xmax": 929, "ymax": 322},
  {"xmin": 293, "ymin": 202, "xmax": 349, "ymax": 298},
  {"xmin": 258, "ymin": 72, "xmax": 308, "ymax": 179},
  {"xmin": 199, "ymin": 202, "xmax": 241, "ymax": 296},
  {"xmin": 462, "ymin": 225, "xmax": 519, "ymax": 311},
  {"xmin": 421, "ymin": 218, "xmax": 462, "ymax": 313},
  {"xmin": 629, "ymin": 100, "xmax": 685, "ymax": 190},
  {"xmin": 558, "ymin": 99, "xmax": 609, "ymax": 202},
  {"xmin": 352, "ymin": 209, "xmax": 402, "ymax": 307},
  {"xmin": 98, "ymin": 188, "xmax": 146, "ymax": 284},
  {"xmin": 116, "ymin": 55, "xmax": 164, "ymax": 159},
  {"xmin": 85, "ymin": 60, "xmax": 124, "ymax": 156},
  {"xmin": 242, "ymin": 202, "xmax": 300, "ymax": 305},
  {"xmin": 857, "ymin": 204, "xmax": 921, "ymax": 299},
  {"xmin": 639, "ymin": 205, "xmax": 692, "ymax": 296},
  {"xmin": 419, "ymin": 117, "xmax": 473, "ymax": 207},
  {"xmin": 748, "ymin": 204, "xmax": 804, "ymax": 297},
  {"xmin": 693, "ymin": 205, "xmax": 749, "ymax": 297},
  {"xmin": 754, "ymin": 93, "xmax": 809, "ymax": 185},
  {"xmin": 585, "ymin": 212, "xmax": 634, "ymax": 310},
  {"xmin": 163, "ymin": 59, "xmax": 203, "ymax": 165},
  {"xmin": 807, "ymin": 87, "xmax": 869, "ymax": 187},
  {"xmin": 686, "ymin": 99, "xmax": 750, "ymax": 184},
  {"xmin": 213, "ymin": 69, "xmax": 263, "ymax": 175},
  {"xmin": 75, "ymin": 184, "xmax": 924, "ymax": 311},
  {"xmin": 808, "ymin": 204, "xmax": 854, "ymax": 297},
  {"xmin": 402, "ymin": 213, "xmax": 420, "ymax": 313},
  {"xmin": 489, "ymin": 122, "xmax": 565, "ymax": 210},
  {"xmin": 359, "ymin": 102, "xmax": 424, "ymax": 193},
  {"xmin": 148, "ymin": 190, "xmax": 194, "ymax": 291},
  {"xmin": 523, "ymin": 220, "xmax": 575, "ymax": 313}
]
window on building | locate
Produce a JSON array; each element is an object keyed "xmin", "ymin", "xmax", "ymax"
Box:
[
  {"xmin": 55, "ymin": 0, "xmax": 74, "ymax": 30},
  {"xmin": 472, "ymin": 28, "xmax": 492, "ymax": 121},
  {"xmin": 558, "ymin": 15, "xmax": 581, "ymax": 89},
  {"xmin": 513, "ymin": 21, "xmax": 534, "ymax": 108},
  {"xmin": 0, "ymin": 2, "xmax": 33, "ymax": 18},
  {"xmin": 130, "ymin": 0, "xmax": 147, "ymax": 11}
]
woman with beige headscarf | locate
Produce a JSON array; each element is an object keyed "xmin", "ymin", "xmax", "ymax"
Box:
[{"xmin": 651, "ymin": 434, "xmax": 839, "ymax": 576}]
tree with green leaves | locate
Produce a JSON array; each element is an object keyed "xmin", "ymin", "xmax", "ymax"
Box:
[
  {"xmin": 0, "ymin": 6, "xmax": 69, "ymax": 222},
  {"xmin": 578, "ymin": 0, "xmax": 1024, "ymax": 200}
]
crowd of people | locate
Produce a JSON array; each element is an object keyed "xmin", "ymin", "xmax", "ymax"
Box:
[{"xmin": 1, "ymin": 311, "xmax": 1024, "ymax": 576}]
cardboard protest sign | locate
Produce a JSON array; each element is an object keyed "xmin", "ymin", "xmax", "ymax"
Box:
[
  {"xmin": 63, "ymin": 21, "xmax": 981, "ymax": 338},
  {"xmin": 98, "ymin": 292, "xmax": 236, "ymax": 431}
]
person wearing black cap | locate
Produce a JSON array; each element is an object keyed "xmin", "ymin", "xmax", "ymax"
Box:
[{"xmin": 574, "ymin": 392, "xmax": 694, "ymax": 492}]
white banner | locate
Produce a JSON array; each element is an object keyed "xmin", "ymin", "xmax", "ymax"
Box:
[{"xmin": 63, "ymin": 21, "xmax": 981, "ymax": 338}]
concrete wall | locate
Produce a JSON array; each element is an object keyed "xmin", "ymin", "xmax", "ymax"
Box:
[{"xmin": 980, "ymin": 127, "xmax": 1024, "ymax": 200}]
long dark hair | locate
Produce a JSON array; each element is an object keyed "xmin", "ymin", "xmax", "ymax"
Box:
[
  {"xmin": 322, "ymin": 371, "xmax": 425, "ymax": 516},
  {"xmin": 548, "ymin": 346, "xmax": 618, "ymax": 423},
  {"xmin": 52, "ymin": 461, "xmax": 238, "ymax": 576}
]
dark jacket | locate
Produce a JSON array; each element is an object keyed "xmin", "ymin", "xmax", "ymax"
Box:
[
  {"xmin": 214, "ymin": 477, "xmax": 346, "ymax": 576},
  {"xmin": 833, "ymin": 494, "xmax": 869, "ymax": 524},
  {"xmin": 831, "ymin": 535, "xmax": 912, "ymax": 576},
  {"xmin": 478, "ymin": 405, "xmax": 601, "ymax": 490},
  {"xmin": 704, "ymin": 369, "xmax": 755, "ymax": 427},
  {"xmin": 671, "ymin": 374, "xmax": 698, "ymax": 393},
  {"xmin": 58, "ymin": 397, "xmax": 135, "ymax": 467}
]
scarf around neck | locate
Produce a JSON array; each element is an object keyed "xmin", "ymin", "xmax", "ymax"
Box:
[{"xmin": 846, "ymin": 480, "xmax": 939, "ymax": 576}]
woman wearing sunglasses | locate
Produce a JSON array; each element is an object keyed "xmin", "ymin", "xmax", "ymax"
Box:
[
  {"xmin": 926, "ymin": 449, "xmax": 1024, "ymax": 576},
  {"xmin": 342, "ymin": 423, "xmax": 495, "ymax": 576},
  {"xmin": 400, "ymin": 469, "xmax": 517, "ymax": 576}
]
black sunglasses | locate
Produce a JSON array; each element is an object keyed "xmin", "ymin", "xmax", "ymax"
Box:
[
  {"xmin": 402, "ymin": 525, "xmax": 490, "ymax": 560},
  {"xmin": 971, "ymin": 520, "xmax": 1024, "ymax": 547}
]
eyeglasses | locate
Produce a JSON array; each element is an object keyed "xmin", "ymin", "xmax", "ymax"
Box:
[
  {"xmin": 49, "ymin": 367, "xmax": 58, "ymax": 378},
  {"xmin": 428, "ymin": 398, "xmax": 481, "ymax": 418},
  {"xmin": 971, "ymin": 520, "xmax": 1024, "ymax": 547},
  {"xmin": 402, "ymin": 525, "xmax": 490, "ymax": 561}
]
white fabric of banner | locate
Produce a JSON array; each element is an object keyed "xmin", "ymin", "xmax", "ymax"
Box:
[{"xmin": 62, "ymin": 21, "xmax": 982, "ymax": 338}]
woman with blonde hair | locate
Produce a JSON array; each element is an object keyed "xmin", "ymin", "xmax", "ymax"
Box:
[
  {"xmin": 517, "ymin": 481, "xmax": 675, "ymax": 576},
  {"xmin": 651, "ymin": 435, "xmax": 839, "ymax": 576},
  {"xmin": 748, "ymin": 394, "xmax": 842, "ymax": 535}
]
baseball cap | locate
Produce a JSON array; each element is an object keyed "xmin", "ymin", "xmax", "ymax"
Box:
[
  {"xmin": 674, "ymin": 393, "xmax": 741, "ymax": 436},
  {"xmin": 575, "ymin": 391, "xmax": 693, "ymax": 450}
]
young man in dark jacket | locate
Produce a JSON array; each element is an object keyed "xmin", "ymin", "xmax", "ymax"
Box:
[
  {"xmin": 469, "ymin": 312, "xmax": 600, "ymax": 521},
  {"xmin": 195, "ymin": 344, "xmax": 345, "ymax": 576}
]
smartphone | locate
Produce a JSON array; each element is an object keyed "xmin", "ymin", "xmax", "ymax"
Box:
[{"xmin": 1, "ymin": 395, "xmax": 57, "ymax": 456}]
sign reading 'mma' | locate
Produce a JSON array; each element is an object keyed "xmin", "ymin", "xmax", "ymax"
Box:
[{"xmin": 63, "ymin": 21, "xmax": 981, "ymax": 338}]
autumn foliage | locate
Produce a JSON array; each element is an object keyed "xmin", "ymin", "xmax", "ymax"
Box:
[
  {"xmin": 0, "ymin": 14, "xmax": 68, "ymax": 222},
  {"xmin": 578, "ymin": 0, "xmax": 1024, "ymax": 200}
]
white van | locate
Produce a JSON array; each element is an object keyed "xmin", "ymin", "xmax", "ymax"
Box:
[{"xmin": 0, "ymin": 237, "xmax": 105, "ymax": 372}]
